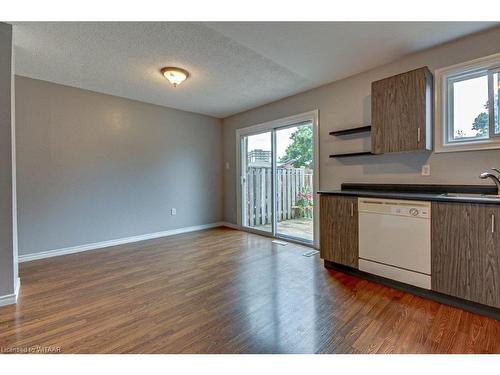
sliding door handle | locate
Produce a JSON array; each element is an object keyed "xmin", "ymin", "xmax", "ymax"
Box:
[
  {"xmin": 350, "ymin": 203, "xmax": 354, "ymax": 217},
  {"xmin": 492, "ymin": 214, "xmax": 495, "ymax": 234}
]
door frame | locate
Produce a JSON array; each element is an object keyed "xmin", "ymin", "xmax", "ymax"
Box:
[{"xmin": 235, "ymin": 110, "xmax": 320, "ymax": 248}]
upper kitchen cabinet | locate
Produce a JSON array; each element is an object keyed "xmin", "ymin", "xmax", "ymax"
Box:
[{"xmin": 371, "ymin": 67, "xmax": 433, "ymax": 154}]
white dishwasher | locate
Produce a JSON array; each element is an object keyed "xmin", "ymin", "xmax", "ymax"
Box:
[{"xmin": 358, "ymin": 197, "xmax": 431, "ymax": 289}]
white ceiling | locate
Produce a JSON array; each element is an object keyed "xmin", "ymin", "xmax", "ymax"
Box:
[{"xmin": 12, "ymin": 22, "xmax": 499, "ymax": 118}]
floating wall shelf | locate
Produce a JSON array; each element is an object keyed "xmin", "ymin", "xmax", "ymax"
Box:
[
  {"xmin": 329, "ymin": 151, "xmax": 375, "ymax": 158},
  {"xmin": 329, "ymin": 125, "xmax": 371, "ymax": 136}
]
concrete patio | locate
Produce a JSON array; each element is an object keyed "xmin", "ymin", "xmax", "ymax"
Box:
[{"xmin": 253, "ymin": 217, "xmax": 313, "ymax": 242}]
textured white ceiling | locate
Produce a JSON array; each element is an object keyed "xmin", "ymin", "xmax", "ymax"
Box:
[{"xmin": 12, "ymin": 22, "xmax": 499, "ymax": 118}]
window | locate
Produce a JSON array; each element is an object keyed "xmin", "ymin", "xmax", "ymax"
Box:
[{"xmin": 435, "ymin": 53, "xmax": 500, "ymax": 152}]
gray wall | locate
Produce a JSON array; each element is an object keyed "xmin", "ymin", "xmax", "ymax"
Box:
[
  {"xmin": 16, "ymin": 76, "xmax": 223, "ymax": 256},
  {"xmin": 222, "ymin": 26, "xmax": 500, "ymax": 224},
  {"xmin": 0, "ymin": 23, "xmax": 16, "ymax": 296}
]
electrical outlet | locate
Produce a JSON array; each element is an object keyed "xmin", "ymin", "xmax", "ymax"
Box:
[
  {"xmin": 171, "ymin": 208, "xmax": 177, "ymax": 216},
  {"xmin": 421, "ymin": 164, "xmax": 431, "ymax": 176}
]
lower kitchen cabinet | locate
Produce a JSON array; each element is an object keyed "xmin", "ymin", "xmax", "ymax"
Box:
[
  {"xmin": 431, "ymin": 202, "xmax": 500, "ymax": 308},
  {"xmin": 320, "ymin": 195, "xmax": 358, "ymax": 268}
]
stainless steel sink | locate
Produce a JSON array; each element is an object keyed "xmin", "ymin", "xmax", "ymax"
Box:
[{"xmin": 440, "ymin": 192, "xmax": 500, "ymax": 199}]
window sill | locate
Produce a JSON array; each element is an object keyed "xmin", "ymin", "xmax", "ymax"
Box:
[{"xmin": 435, "ymin": 139, "xmax": 500, "ymax": 153}]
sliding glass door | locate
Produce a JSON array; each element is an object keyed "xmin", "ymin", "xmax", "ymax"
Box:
[
  {"xmin": 275, "ymin": 123, "xmax": 314, "ymax": 242},
  {"xmin": 241, "ymin": 131, "xmax": 273, "ymax": 233},
  {"xmin": 240, "ymin": 120, "xmax": 314, "ymax": 244}
]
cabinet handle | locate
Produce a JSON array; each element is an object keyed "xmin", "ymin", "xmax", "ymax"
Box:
[
  {"xmin": 492, "ymin": 214, "xmax": 495, "ymax": 233},
  {"xmin": 417, "ymin": 128, "xmax": 421, "ymax": 143},
  {"xmin": 350, "ymin": 203, "xmax": 354, "ymax": 217}
]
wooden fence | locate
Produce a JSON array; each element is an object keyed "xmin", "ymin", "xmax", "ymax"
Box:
[{"xmin": 245, "ymin": 167, "xmax": 313, "ymax": 227}]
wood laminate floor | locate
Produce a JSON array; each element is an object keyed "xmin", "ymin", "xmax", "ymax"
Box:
[{"xmin": 0, "ymin": 227, "xmax": 499, "ymax": 354}]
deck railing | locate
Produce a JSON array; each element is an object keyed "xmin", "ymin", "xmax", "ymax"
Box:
[{"xmin": 245, "ymin": 167, "xmax": 313, "ymax": 227}]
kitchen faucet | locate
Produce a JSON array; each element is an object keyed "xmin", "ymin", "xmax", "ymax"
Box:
[{"xmin": 479, "ymin": 168, "xmax": 500, "ymax": 194}]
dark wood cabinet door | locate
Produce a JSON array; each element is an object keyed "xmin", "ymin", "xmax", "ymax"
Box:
[
  {"xmin": 431, "ymin": 202, "xmax": 472, "ymax": 300},
  {"xmin": 472, "ymin": 204, "xmax": 500, "ymax": 308},
  {"xmin": 320, "ymin": 195, "xmax": 358, "ymax": 268},
  {"xmin": 371, "ymin": 67, "xmax": 432, "ymax": 154},
  {"xmin": 432, "ymin": 202, "xmax": 500, "ymax": 308}
]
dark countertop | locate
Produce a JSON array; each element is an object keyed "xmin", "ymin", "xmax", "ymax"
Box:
[{"xmin": 318, "ymin": 183, "xmax": 500, "ymax": 205}]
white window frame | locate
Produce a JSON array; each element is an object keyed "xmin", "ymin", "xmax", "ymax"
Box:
[{"xmin": 435, "ymin": 52, "xmax": 500, "ymax": 153}]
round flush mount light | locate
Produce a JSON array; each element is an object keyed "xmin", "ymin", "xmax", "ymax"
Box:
[{"xmin": 161, "ymin": 67, "xmax": 189, "ymax": 87}]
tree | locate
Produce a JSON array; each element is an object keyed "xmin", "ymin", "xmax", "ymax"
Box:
[
  {"xmin": 280, "ymin": 126, "xmax": 313, "ymax": 168},
  {"xmin": 471, "ymin": 100, "xmax": 489, "ymax": 137},
  {"xmin": 471, "ymin": 111, "xmax": 489, "ymax": 136},
  {"xmin": 471, "ymin": 94, "xmax": 499, "ymax": 136}
]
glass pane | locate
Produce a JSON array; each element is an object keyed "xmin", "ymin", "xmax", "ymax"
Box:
[
  {"xmin": 450, "ymin": 73, "xmax": 489, "ymax": 141},
  {"xmin": 241, "ymin": 132, "xmax": 272, "ymax": 232},
  {"xmin": 276, "ymin": 123, "xmax": 313, "ymax": 242},
  {"xmin": 494, "ymin": 72, "xmax": 499, "ymax": 135}
]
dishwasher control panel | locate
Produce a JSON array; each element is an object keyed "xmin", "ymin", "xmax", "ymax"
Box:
[
  {"xmin": 358, "ymin": 198, "xmax": 431, "ymax": 219},
  {"xmin": 391, "ymin": 205, "xmax": 429, "ymax": 218}
]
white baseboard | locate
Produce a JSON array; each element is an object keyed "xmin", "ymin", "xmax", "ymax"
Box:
[
  {"xmin": 19, "ymin": 222, "xmax": 226, "ymax": 263},
  {"xmin": 219, "ymin": 221, "xmax": 240, "ymax": 230},
  {"xmin": 0, "ymin": 277, "xmax": 21, "ymax": 307},
  {"xmin": 0, "ymin": 293, "xmax": 16, "ymax": 307}
]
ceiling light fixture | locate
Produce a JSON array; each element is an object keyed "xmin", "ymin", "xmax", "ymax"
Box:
[{"xmin": 161, "ymin": 67, "xmax": 189, "ymax": 87}]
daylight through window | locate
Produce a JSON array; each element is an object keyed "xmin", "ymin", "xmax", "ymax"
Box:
[{"xmin": 445, "ymin": 64, "xmax": 500, "ymax": 145}]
